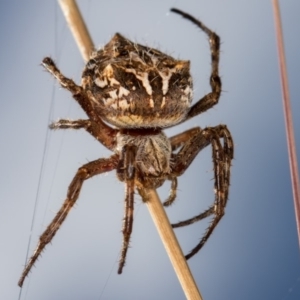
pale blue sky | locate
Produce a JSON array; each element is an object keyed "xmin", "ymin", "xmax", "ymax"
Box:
[{"xmin": 1, "ymin": 1, "xmax": 300, "ymax": 299}]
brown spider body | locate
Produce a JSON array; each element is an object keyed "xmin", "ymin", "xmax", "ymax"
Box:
[
  {"xmin": 82, "ymin": 33, "xmax": 193, "ymax": 128},
  {"xmin": 19, "ymin": 8, "xmax": 234, "ymax": 287}
]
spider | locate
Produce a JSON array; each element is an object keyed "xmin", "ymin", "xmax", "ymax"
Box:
[{"xmin": 18, "ymin": 8, "xmax": 233, "ymax": 287}]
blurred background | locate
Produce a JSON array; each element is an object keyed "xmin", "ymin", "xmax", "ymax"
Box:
[{"xmin": 1, "ymin": 0, "xmax": 300, "ymax": 299}]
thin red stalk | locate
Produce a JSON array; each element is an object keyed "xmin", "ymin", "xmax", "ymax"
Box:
[{"xmin": 272, "ymin": 0, "xmax": 300, "ymax": 245}]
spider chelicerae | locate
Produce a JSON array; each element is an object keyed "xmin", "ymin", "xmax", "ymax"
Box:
[{"xmin": 19, "ymin": 8, "xmax": 233, "ymax": 287}]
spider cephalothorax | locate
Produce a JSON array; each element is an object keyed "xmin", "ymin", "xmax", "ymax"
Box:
[{"xmin": 19, "ymin": 8, "xmax": 233, "ymax": 287}]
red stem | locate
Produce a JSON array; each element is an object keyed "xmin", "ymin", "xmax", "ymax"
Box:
[{"xmin": 272, "ymin": 0, "xmax": 300, "ymax": 246}]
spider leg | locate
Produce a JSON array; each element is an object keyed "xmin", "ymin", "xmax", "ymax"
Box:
[
  {"xmin": 42, "ymin": 58, "xmax": 118, "ymax": 148},
  {"xmin": 49, "ymin": 119, "xmax": 92, "ymax": 130},
  {"xmin": 50, "ymin": 119, "xmax": 117, "ymax": 150},
  {"xmin": 160, "ymin": 128, "xmax": 203, "ymax": 207},
  {"xmin": 172, "ymin": 206, "xmax": 214, "ymax": 227},
  {"xmin": 171, "ymin": 9, "xmax": 221, "ymax": 121},
  {"xmin": 163, "ymin": 177, "xmax": 178, "ymax": 207},
  {"xmin": 18, "ymin": 154, "xmax": 119, "ymax": 287},
  {"xmin": 162, "ymin": 127, "xmax": 201, "ymax": 207},
  {"xmin": 117, "ymin": 145, "xmax": 136, "ymax": 274},
  {"xmin": 171, "ymin": 125, "xmax": 233, "ymax": 260},
  {"xmin": 169, "ymin": 127, "xmax": 201, "ymax": 151},
  {"xmin": 171, "ymin": 127, "xmax": 207, "ymax": 176}
]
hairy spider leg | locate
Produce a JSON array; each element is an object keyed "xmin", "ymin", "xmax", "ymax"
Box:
[
  {"xmin": 169, "ymin": 127, "xmax": 203, "ymax": 151},
  {"xmin": 170, "ymin": 125, "xmax": 233, "ymax": 260},
  {"xmin": 42, "ymin": 58, "xmax": 118, "ymax": 150},
  {"xmin": 163, "ymin": 177, "xmax": 178, "ymax": 207},
  {"xmin": 171, "ymin": 8, "xmax": 221, "ymax": 121},
  {"xmin": 117, "ymin": 145, "xmax": 136, "ymax": 274},
  {"xmin": 162, "ymin": 127, "xmax": 202, "ymax": 207},
  {"xmin": 49, "ymin": 119, "xmax": 118, "ymax": 151},
  {"xmin": 18, "ymin": 155, "xmax": 119, "ymax": 287}
]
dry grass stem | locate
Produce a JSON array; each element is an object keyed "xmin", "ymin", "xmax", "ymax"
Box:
[{"xmin": 58, "ymin": 0, "xmax": 93, "ymax": 61}]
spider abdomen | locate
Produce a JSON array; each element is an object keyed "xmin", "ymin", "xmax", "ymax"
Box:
[{"xmin": 82, "ymin": 33, "xmax": 193, "ymax": 128}]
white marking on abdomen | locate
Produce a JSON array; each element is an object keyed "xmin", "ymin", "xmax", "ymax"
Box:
[
  {"xmin": 108, "ymin": 90, "xmax": 118, "ymax": 100},
  {"xmin": 118, "ymin": 86, "xmax": 130, "ymax": 97},
  {"xmin": 159, "ymin": 67, "xmax": 176, "ymax": 95},
  {"xmin": 161, "ymin": 96, "xmax": 166, "ymax": 108},
  {"xmin": 95, "ymin": 77, "xmax": 108, "ymax": 88},
  {"xmin": 125, "ymin": 68, "xmax": 153, "ymax": 96},
  {"xmin": 149, "ymin": 98, "xmax": 154, "ymax": 108}
]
